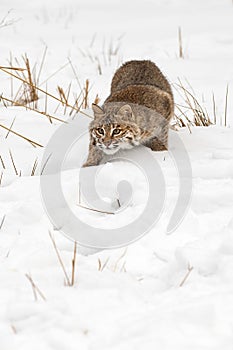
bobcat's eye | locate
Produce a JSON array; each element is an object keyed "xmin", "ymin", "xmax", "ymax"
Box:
[
  {"xmin": 97, "ymin": 128, "xmax": 104, "ymax": 135},
  {"xmin": 112, "ymin": 128, "xmax": 121, "ymax": 135}
]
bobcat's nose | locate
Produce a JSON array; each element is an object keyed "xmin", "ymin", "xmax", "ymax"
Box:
[{"xmin": 104, "ymin": 140, "xmax": 112, "ymax": 147}]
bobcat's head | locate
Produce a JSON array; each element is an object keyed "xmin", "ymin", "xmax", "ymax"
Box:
[{"xmin": 90, "ymin": 104, "xmax": 141, "ymax": 155}]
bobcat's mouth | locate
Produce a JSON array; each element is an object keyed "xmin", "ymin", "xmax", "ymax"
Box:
[
  {"xmin": 97, "ymin": 143, "xmax": 120, "ymax": 155},
  {"xmin": 102, "ymin": 147, "xmax": 119, "ymax": 155}
]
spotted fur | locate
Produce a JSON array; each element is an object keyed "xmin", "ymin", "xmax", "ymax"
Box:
[{"xmin": 83, "ymin": 60, "xmax": 174, "ymax": 167}]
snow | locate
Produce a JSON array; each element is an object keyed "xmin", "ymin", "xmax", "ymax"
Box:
[{"xmin": 0, "ymin": 0, "xmax": 233, "ymax": 349}]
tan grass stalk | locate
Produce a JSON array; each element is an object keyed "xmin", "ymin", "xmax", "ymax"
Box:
[
  {"xmin": 212, "ymin": 92, "xmax": 217, "ymax": 124},
  {"xmin": 176, "ymin": 79, "xmax": 212, "ymax": 126},
  {"xmin": 0, "ymin": 67, "xmax": 93, "ymax": 118},
  {"xmin": 24, "ymin": 55, "xmax": 39, "ymax": 102},
  {"xmin": 0, "ymin": 215, "xmax": 6, "ymax": 230},
  {"xmin": 113, "ymin": 248, "xmax": 127, "ymax": 272},
  {"xmin": 9, "ymin": 150, "xmax": 18, "ymax": 175},
  {"xmin": 119, "ymin": 261, "xmax": 127, "ymax": 272},
  {"xmin": 179, "ymin": 264, "xmax": 194, "ymax": 287},
  {"xmin": 54, "ymin": 83, "xmax": 72, "ymax": 115},
  {"xmin": 0, "ymin": 123, "xmax": 43, "ymax": 147},
  {"xmin": 98, "ymin": 258, "xmax": 102, "ymax": 271},
  {"xmin": 0, "ymin": 95, "xmax": 66, "ymax": 124},
  {"xmin": 0, "ymin": 155, "xmax": 6, "ymax": 169},
  {"xmin": 178, "ymin": 27, "xmax": 184, "ymax": 58},
  {"xmin": 187, "ymin": 123, "xmax": 192, "ymax": 134},
  {"xmin": 25, "ymin": 273, "xmax": 47, "ymax": 301},
  {"xmin": 68, "ymin": 58, "xmax": 84, "ymax": 95},
  {"xmin": 9, "ymin": 52, "xmax": 13, "ymax": 101},
  {"xmin": 39, "ymin": 62, "xmax": 70, "ymax": 86},
  {"xmin": 31, "ymin": 158, "xmax": 38, "ymax": 176},
  {"xmin": 0, "ymin": 171, "xmax": 3, "ymax": 186},
  {"xmin": 13, "ymin": 80, "xmax": 25, "ymax": 104},
  {"xmin": 40, "ymin": 153, "xmax": 52, "ymax": 175},
  {"xmin": 224, "ymin": 84, "xmax": 229, "ymax": 127},
  {"xmin": 71, "ymin": 94, "xmax": 88, "ymax": 119},
  {"xmin": 175, "ymin": 104, "xmax": 192, "ymax": 125},
  {"xmin": 5, "ymin": 117, "xmax": 16, "ymax": 139},
  {"xmin": 173, "ymin": 113, "xmax": 186, "ymax": 128},
  {"xmin": 71, "ymin": 241, "xmax": 77, "ymax": 286},
  {"xmin": 0, "ymin": 10, "xmax": 19, "ymax": 29},
  {"xmin": 36, "ymin": 46, "xmax": 47, "ymax": 86},
  {"xmin": 83, "ymin": 79, "xmax": 89, "ymax": 109},
  {"xmin": 0, "ymin": 66, "xmax": 25, "ymax": 71},
  {"xmin": 99, "ymin": 257, "xmax": 110, "ymax": 271},
  {"xmin": 48, "ymin": 231, "xmax": 71, "ymax": 286},
  {"xmin": 97, "ymin": 59, "xmax": 102, "ymax": 75},
  {"xmin": 69, "ymin": 93, "xmax": 82, "ymax": 117},
  {"xmin": 77, "ymin": 203, "xmax": 115, "ymax": 215},
  {"xmin": 64, "ymin": 82, "xmax": 72, "ymax": 115},
  {"xmin": 44, "ymin": 83, "xmax": 51, "ymax": 123},
  {"xmin": 57, "ymin": 86, "xmax": 68, "ymax": 106},
  {"xmin": 184, "ymin": 77, "xmax": 195, "ymax": 95}
]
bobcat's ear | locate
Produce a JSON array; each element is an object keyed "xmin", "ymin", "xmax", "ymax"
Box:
[
  {"xmin": 118, "ymin": 104, "xmax": 133, "ymax": 119},
  {"xmin": 92, "ymin": 104, "xmax": 104, "ymax": 118}
]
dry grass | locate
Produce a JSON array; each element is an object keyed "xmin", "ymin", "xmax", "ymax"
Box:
[
  {"xmin": 224, "ymin": 84, "xmax": 229, "ymax": 127},
  {"xmin": 83, "ymin": 79, "xmax": 89, "ymax": 109},
  {"xmin": 48, "ymin": 231, "xmax": 78, "ymax": 286},
  {"xmin": 0, "ymin": 215, "xmax": 6, "ymax": 230},
  {"xmin": 71, "ymin": 242, "xmax": 77, "ymax": 286},
  {"xmin": 0, "ymin": 94, "xmax": 67, "ymax": 124},
  {"xmin": 9, "ymin": 150, "xmax": 18, "ymax": 175},
  {"xmin": 0, "ymin": 10, "xmax": 20, "ymax": 29},
  {"xmin": 0, "ymin": 172, "xmax": 3, "ymax": 186},
  {"xmin": 212, "ymin": 92, "xmax": 217, "ymax": 125},
  {"xmin": 49, "ymin": 231, "xmax": 71, "ymax": 286},
  {"xmin": 0, "ymin": 66, "xmax": 25, "ymax": 71},
  {"xmin": 173, "ymin": 78, "xmax": 213, "ymax": 129},
  {"xmin": 0, "ymin": 121, "xmax": 43, "ymax": 148},
  {"xmin": 25, "ymin": 273, "xmax": 47, "ymax": 301},
  {"xmin": 178, "ymin": 27, "xmax": 184, "ymax": 59},
  {"xmin": 179, "ymin": 264, "xmax": 194, "ymax": 287},
  {"xmin": 98, "ymin": 257, "xmax": 110, "ymax": 272},
  {"xmin": 5, "ymin": 117, "xmax": 16, "ymax": 139},
  {"xmin": 77, "ymin": 203, "xmax": 115, "ymax": 215},
  {"xmin": 79, "ymin": 37, "xmax": 123, "ymax": 75},
  {"xmin": 173, "ymin": 79, "xmax": 230, "ymax": 129},
  {"xmin": 0, "ymin": 60, "xmax": 93, "ymax": 120},
  {"xmin": 14, "ymin": 55, "xmax": 39, "ymax": 105},
  {"xmin": 113, "ymin": 248, "xmax": 127, "ymax": 272},
  {"xmin": 0, "ymin": 155, "xmax": 6, "ymax": 169},
  {"xmin": 98, "ymin": 249, "xmax": 127, "ymax": 273},
  {"xmin": 57, "ymin": 85, "xmax": 68, "ymax": 106},
  {"xmin": 40, "ymin": 153, "xmax": 52, "ymax": 175},
  {"xmin": 30, "ymin": 158, "xmax": 38, "ymax": 176}
]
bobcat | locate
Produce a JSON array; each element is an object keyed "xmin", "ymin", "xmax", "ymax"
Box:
[{"xmin": 83, "ymin": 60, "xmax": 174, "ymax": 167}]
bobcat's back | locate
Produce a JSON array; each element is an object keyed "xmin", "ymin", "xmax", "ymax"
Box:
[
  {"xmin": 105, "ymin": 60, "xmax": 174, "ymax": 120},
  {"xmin": 110, "ymin": 60, "xmax": 173, "ymax": 97}
]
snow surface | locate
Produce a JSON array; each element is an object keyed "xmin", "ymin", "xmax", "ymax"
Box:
[{"xmin": 0, "ymin": 0, "xmax": 233, "ymax": 349}]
